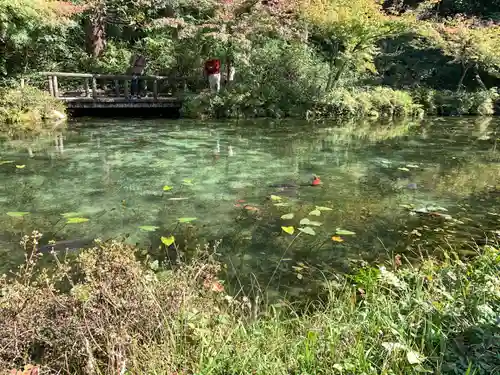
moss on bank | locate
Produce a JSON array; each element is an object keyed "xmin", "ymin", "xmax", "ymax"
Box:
[
  {"xmin": 1, "ymin": 232, "xmax": 499, "ymax": 374},
  {"xmin": 0, "ymin": 86, "xmax": 67, "ymax": 137}
]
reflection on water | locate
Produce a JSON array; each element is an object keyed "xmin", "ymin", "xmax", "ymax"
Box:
[{"xmin": 1, "ymin": 117, "xmax": 500, "ymax": 296}]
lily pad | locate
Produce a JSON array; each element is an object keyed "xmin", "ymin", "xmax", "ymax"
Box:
[
  {"xmin": 309, "ymin": 209, "xmax": 321, "ymax": 216},
  {"xmin": 163, "ymin": 185, "xmax": 173, "ymax": 191},
  {"xmin": 281, "ymin": 213, "xmax": 294, "ymax": 220},
  {"xmin": 178, "ymin": 217, "xmax": 197, "ymax": 223},
  {"xmin": 336, "ymin": 228, "xmax": 356, "ymax": 235},
  {"xmin": 6, "ymin": 211, "xmax": 29, "ymax": 217},
  {"xmin": 299, "ymin": 227, "xmax": 316, "ymax": 236},
  {"xmin": 316, "ymin": 206, "xmax": 333, "ymax": 211},
  {"xmin": 161, "ymin": 236, "xmax": 175, "ymax": 246},
  {"xmin": 281, "ymin": 226, "xmax": 295, "ymax": 235},
  {"xmin": 67, "ymin": 217, "xmax": 89, "ymax": 224},
  {"xmin": 139, "ymin": 225, "xmax": 159, "ymax": 232}
]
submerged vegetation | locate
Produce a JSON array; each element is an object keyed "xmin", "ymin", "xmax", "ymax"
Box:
[
  {"xmin": 1, "ymin": 232, "xmax": 499, "ymax": 374},
  {"xmin": 2, "ymin": 0, "xmax": 500, "ymax": 119}
]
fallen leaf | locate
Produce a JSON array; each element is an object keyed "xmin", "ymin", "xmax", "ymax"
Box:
[{"xmin": 407, "ymin": 350, "xmax": 425, "ymax": 365}]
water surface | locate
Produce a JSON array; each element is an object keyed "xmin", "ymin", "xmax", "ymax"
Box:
[{"xmin": 1, "ymin": 117, "xmax": 500, "ymax": 296}]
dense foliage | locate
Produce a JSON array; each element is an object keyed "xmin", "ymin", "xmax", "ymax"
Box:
[
  {"xmin": 1, "ymin": 0, "xmax": 500, "ymax": 118},
  {"xmin": 1, "ymin": 232, "xmax": 498, "ymax": 374}
]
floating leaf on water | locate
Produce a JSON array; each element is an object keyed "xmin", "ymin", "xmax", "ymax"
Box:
[
  {"xmin": 67, "ymin": 217, "xmax": 89, "ymax": 224},
  {"xmin": 336, "ymin": 228, "xmax": 356, "ymax": 235},
  {"xmin": 398, "ymin": 167, "xmax": 410, "ymax": 172},
  {"xmin": 406, "ymin": 350, "xmax": 425, "ymax": 365},
  {"xmin": 332, "ymin": 236, "xmax": 344, "ymax": 242},
  {"xmin": 316, "ymin": 206, "xmax": 333, "ymax": 211},
  {"xmin": 161, "ymin": 235, "xmax": 175, "ymax": 246},
  {"xmin": 178, "ymin": 217, "xmax": 197, "ymax": 223},
  {"xmin": 308, "ymin": 221, "xmax": 322, "ymax": 226},
  {"xmin": 0, "ymin": 161, "xmax": 13, "ymax": 165},
  {"xmin": 61, "ymin": 212, "xmax": 81, "ymax": 218},
  {"xmin": 6, "ymin": 211, "xmax": 29, "ymax": 217},
  {"xmin": 15, "ymin": 165, "xmax": 25, "ymax": 169},
  {"xmin": 162, "ymin": 185, "xmax": 173, "ymax": 191},
  {"xmin": 281, "ymin": 226, "xmax": 294, "ymax": 235},
  {"xmin": 299, "ymin": 227, "xmax": 316, "ymax": 236},
  {"xmin": 270, "ymin": 195, "xmax": 282, "ymax": 201},
  {"xmin": 273, "ymin": 203, "xmax": 289, "ymax": 207},
  {"xmin": 139, "ymin": 225, "xmax": 158, "ymax": 232},
  {"xmin": 281, "ymin": 213, "xmax": 294, "ymax": 220},
  {"xmin": 309, "ymin": 209, "xmax": 321, "ymax": 216}
]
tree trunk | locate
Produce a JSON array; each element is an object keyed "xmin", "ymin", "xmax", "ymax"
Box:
[
  {"xmin": 457, "ymin": 62, "xmax": 469, "ymax": 92},
  {"xmin": 474, "ymin": 65, "xmax": 487, "ymax": 90},
  {"xmin": 85, "ymin": 8, "xmax": 107, "ymax": 58}
]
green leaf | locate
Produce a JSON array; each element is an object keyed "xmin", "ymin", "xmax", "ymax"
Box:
[
  {"xmin": 139, "ymin": 225, "xmax": 159, "ymax": 232},
  {"xmin": 178, "ymin": 217, "xmax": 197, "ymax": 223},
  {"xmin": 161, "ymin": 236, "xmax": 175, "ymax": 246},
  {"xmin": 336, "ymin": 228, "xmax": 356, "ymax": 235},
  {"xmin": 281, "ymin": 226, "xmax": 295, "ymax": 235},
  {"xmin": 15, "ymin": 165, "xmax": 25, "ymax": 169},
  {"xmin": 406, "ymin": 350, "xmax": 425, "ymax": 365},
  {"xmin": 6, "ymin": 211, "xmax": 29, "ymax": 217},
  {"xmin": 182, "ymin": 178, "xmax": 193, "ymax": 185},
  {"xmin": 308, "ymin": 221, "xmax": 323, "ymax": 226},
  {"xmin": 0, "ymin": 161, "xmax": 14, "ymax": 165},
  {"xmin": 270, "ymin": 195, "xmax": 282, "ymax": 201},
  {"xmin": 67, "ymin": 217, "xmax": 89, "ymax": 224},
  {"xmin": 300, "ymin": 218, "xmax": 311, "ymax": 225},
  {"xmin": 162, "ymin": 185, "xmax": 173, "ymax": 191},
  {"xmin": 299, "ymin": 227, "xmax": 316, "ymax": 236},
  {"xmin": 274, "ymin": 203, "xmax": 289, "ymax": 207},
  {"xmin": 309, "ymin": 209, "xmax": 321, "ymax": 216},
  {"xmin": 281, "ymin": 213, "xmax": 294, "ymax": 220},
  {"xmin": 316, "ymin": 206, "xmax": 333, "ymax": 211},
  {"xmin": 398, "ymin": 167, "xmax": 410, "ymax": 172}
]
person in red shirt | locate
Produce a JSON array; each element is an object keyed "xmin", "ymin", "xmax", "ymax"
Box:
[{"xmin": 204, "ymin": 58, "xmax": 221, "ymax": 93}]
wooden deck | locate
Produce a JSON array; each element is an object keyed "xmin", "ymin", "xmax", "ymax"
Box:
[{"xmin": 40, "ymin": 72, "xmax": 184, "ymax": 110}]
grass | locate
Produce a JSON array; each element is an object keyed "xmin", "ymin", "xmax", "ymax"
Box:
[{"xmin": 1, "ymin": 231, "xmax": 499, "ymax": 374}]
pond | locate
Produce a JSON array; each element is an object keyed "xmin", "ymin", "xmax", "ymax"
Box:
[{"xmin": 1, "ymin": 117, "xmax": 500, "ymax": 298}]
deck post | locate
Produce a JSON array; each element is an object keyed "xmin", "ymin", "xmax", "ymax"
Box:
[
  {"xmin": 153, "ymin": 79, "xmax": 158, "ymax": 99},
  {"xmin": 48, "ymin": 75, "xmax": 54, "ymax": 96},
  {"xmin": 124, "ymin": 79, "xmax": 129, "ymax": 98},
  {"xmin": 91, "ymin": 76, "xmax": 98, "ymax": 99},
  {"xmin": 52, "ymin": 75, "xmax": 59, "ymax": 97},
  {"xmin": 114, "ymin": 79, "xmax": 120, "ymax": 97},
  {"xmin": 84, "ymin": 79, "xmax": 90, "ymax": 97}
]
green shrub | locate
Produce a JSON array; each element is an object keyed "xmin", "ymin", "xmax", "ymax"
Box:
[
  {"xmin": 1, "ymin": 232, "xmax": 499, "ymax": 374},
  {"xmin": 0, "ymin": 85, "xmax": 66, "ymax": 137}
]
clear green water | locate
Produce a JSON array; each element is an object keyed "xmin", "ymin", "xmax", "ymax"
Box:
[{"xmin": 1, "ymin": 117, "xmax": 500, "ymax": 296}]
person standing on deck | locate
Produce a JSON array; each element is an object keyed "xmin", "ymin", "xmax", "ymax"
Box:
[
  {"xmin": 204, "ymin": 58, "xmax": 221, "ymax": 93},
  {"xmin": 128, "ymin": 54, "xmax": 147, "ymax": 98}
]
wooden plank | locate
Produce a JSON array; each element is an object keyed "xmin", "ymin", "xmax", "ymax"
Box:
[
  {"xmin": 92, "ymin": 76, "xmax": 97, "ymax": 99},
  {"xmin": 40, "ymin": 72, "xmax": 168, "ymax": 80},
  {"xmin": 124, "ymin": 79, "xmax": 129, "ymax": 98},
  {"xmin": 84, "ymin": 79, "xmax": 90, "ymax": 97},
  {"xmin": 153, "ymin": 79, "xmax": 158, "ymax": 99},
  {"xmin": 52, "ymin": 75, "xmax": 59, "ymax": 97},
  {"xmin": 48, "ymin": 76, "xmax": 54, "ymax": 96},
  {"xmin": 114, "ymin": 79, "xmax": 120, "ymax": 97}
]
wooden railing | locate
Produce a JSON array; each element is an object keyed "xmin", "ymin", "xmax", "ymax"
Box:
[{"xmin": 40, "ymin": 72, "xmax": 175, "ymax": 100}]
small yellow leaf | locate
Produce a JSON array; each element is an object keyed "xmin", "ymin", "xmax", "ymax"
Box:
[
  {"xmin": 161, "ymin": 236, "xmax": 175, "ymax": 246},
  {"xmin": 281, "ymin": 226, "xmax": 295, "ymax": 235},
  {"xmin": 332, "ymin": 236, "xmax": 344, "ymax": 242},
  {"xmin": 16, "ymin": 165, "xmax": 25, "ymax": 169}
]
